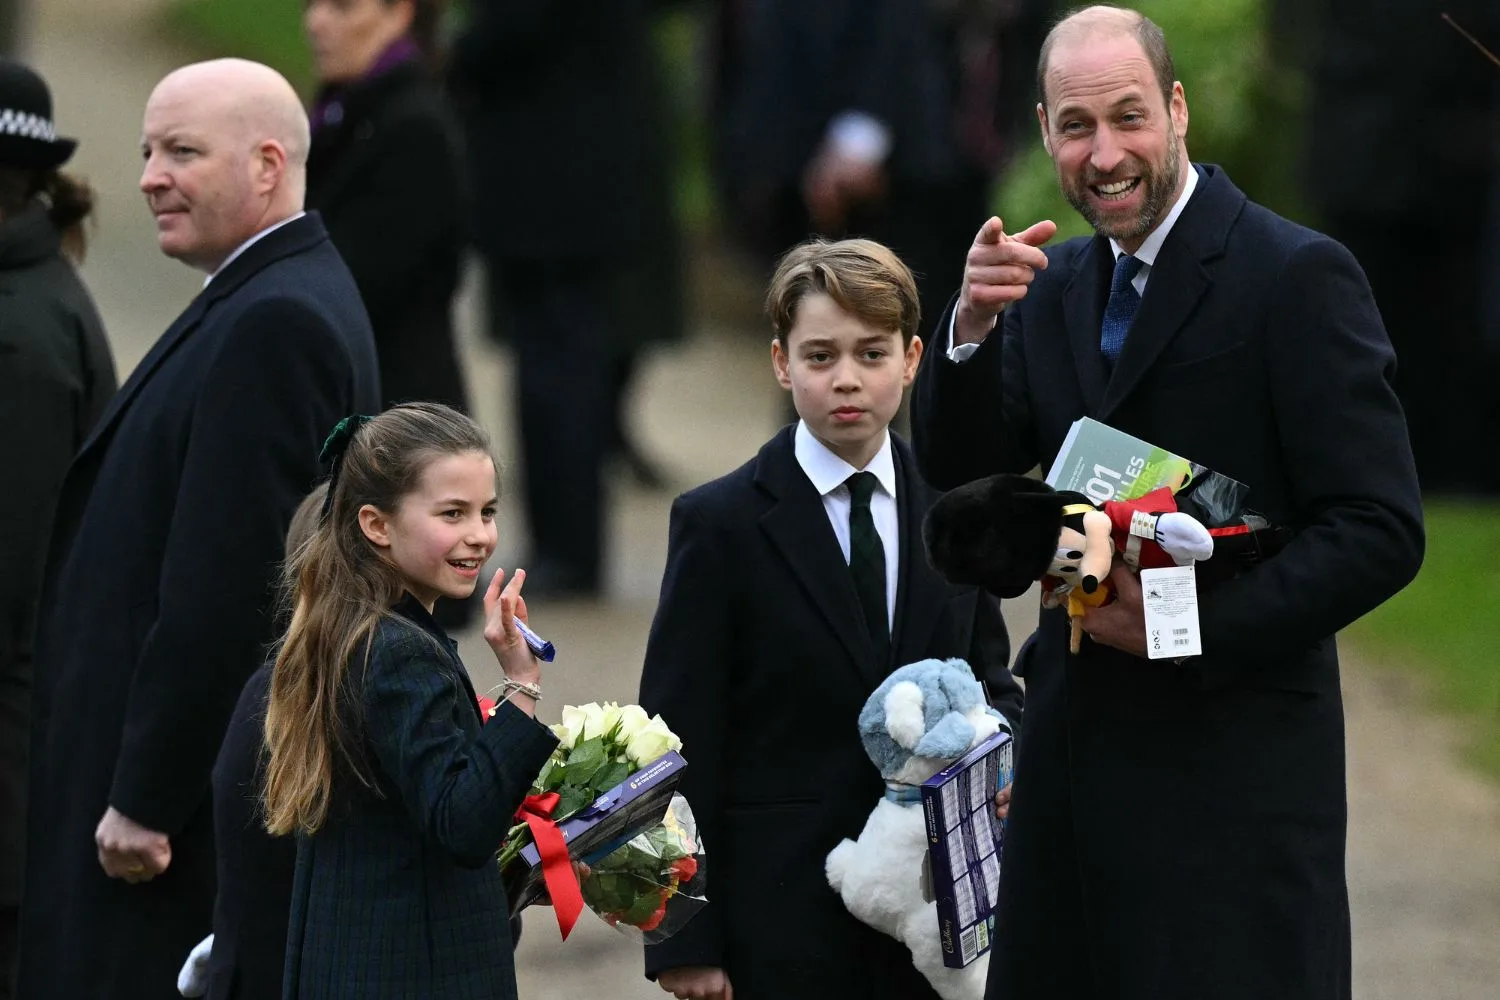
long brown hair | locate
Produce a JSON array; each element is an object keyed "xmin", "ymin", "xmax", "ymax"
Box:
[
  {"xmin": 262, "ymin": 402, "xmax": 494, "ymax": 836},
  {"xmin": 0, "ymin": 166, "xmax": 96, "ymax": 262}
]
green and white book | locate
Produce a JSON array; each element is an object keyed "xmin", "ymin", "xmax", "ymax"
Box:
[{"xmin": 1043, "ymin": 417, "xmax": 1249, "ymax": 526}]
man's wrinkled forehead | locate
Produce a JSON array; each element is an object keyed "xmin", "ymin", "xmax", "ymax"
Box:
[{"xmin": 1043, "ymin": 35, "xmax": 1157, "ymax": 115}]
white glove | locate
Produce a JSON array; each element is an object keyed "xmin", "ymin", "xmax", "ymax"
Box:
[
  {"xmin": 177, "ymin": 933, "xmax": 214, "ymax": 997},
  {"xmin": 1154, "ymin": 512, "xmax": 1214, "ymax": 565}
]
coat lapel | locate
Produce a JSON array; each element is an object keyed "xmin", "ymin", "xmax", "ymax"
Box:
[
  {"xmin": 1099, "ymin": 166, "xmax": 1244, "ymax": 419},
  {"xmin": 74, "ymin": 214, "xmax": 332, "ymax": 462},
  {"xmin": 1060, "ymin": 236, "xmax": 1114, "ymax": 416},
  {"xmin": 755, "ymin": 428, "xmax": 885, "ymax": 689},
  {"xmin": 76, "ymin": 294, "xmax": 209, "ymax": 460},
  {"xmin": 889, "ymin": 438, "xmax": 947, "ymax": 669}
]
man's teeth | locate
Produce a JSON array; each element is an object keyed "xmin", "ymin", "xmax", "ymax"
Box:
[{"xmin": 1095, "ymin": 178, "xmax": 1138, "ymax": 199}]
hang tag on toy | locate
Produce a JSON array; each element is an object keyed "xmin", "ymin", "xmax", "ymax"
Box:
[
  {"xmin": 920, "ymin": 848, "xmax": 936, "ymax": 904},
  {"xmin": 1140, "ymin": 565, "xmax": 1202, "ymax": 659}
]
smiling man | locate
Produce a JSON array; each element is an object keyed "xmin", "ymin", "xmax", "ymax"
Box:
[
  {"xmin": 17, "ymin": 59, "xmax": 379, "ymax": 999},
  {"xmin": 910, "ymin": 7, "xmax": 1423, "ymax": 1000}
]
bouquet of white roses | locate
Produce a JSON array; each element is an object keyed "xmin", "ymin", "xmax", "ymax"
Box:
[{"xmin": 499, "ymin": 702, "xmax": 697, "ymax": 940}]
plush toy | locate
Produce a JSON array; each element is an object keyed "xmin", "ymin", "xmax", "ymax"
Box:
[
  {"xmin": 923, "ymin": 474, "xmax": 1213, "ymax": 652},
  {"xmin": 924, "ymin": 473, "xmax": 1290, "ymax": 653},
  {"xmin": 826, "ymin": 658, "xmax": 1008, "ymax": 1000}
]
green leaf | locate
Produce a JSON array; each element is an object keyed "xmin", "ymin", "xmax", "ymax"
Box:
[
  {"xmin": 554, "ymin": 782, "xmax": 597, "ymax": 822},
  {"xmin": 592, "ymin": 761, "xmax": 632, "ymax": 792},
  {"xmin": 542, "ymin": 762, "xmax": 568, "ymax": 792},
  {"xmin": 564, "ymin": 737, "xmax": 608, "ymax": 785},
  {"xmin": 621, "ymin": 886, "xmax": 665, "ymax": 925}
]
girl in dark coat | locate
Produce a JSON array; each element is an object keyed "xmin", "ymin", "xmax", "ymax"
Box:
[
  {"xmin": 0, "ymin": 57, "xmax": 114, "ymax": 998},
  {"xmin": 264, "ymin": 404, "xmax": 556, "ymax": 1000},
  {"xmin": 304, "ymin": 0, "xmax": 469, "ymax": 415}
]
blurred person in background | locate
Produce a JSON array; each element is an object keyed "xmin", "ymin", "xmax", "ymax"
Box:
[
  {"xmin": 1305, "ymin": 0, "xmax": 1500, "ymax": 495},
  {"xmin": 711, "ymin": 0, "xmax": 1050, "ymax": 340},
  {"xmin": 304, "ymin": 0, "xmax": 477, "ymax": 625},
  {"xmin": 0, "ymin": 57, "xmax": 115, "ymax": 1000},
  {"xmin": 305, "ymin": 0, "xmax": 467, "ymax": 416},
  {"xmin": 449, "ymin": 0, "xmax": 684, "ymax": 599}
]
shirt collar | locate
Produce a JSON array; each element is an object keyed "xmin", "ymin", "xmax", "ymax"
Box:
[
  {"xmin": 793, "ymin": 420, "xmax": 897, "ymax": 499},
  {"xmin": 1108, "ymin": 164, "xmax": 1199, "ymax": 266},
  {"xmin": 204, "ymin": 211, "xmax": 306, "ymax": 287}
]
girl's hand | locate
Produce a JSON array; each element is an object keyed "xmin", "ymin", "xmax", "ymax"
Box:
[{"xmin": 483, "ymin": 569, "xmax": 541, "ymax": 685}]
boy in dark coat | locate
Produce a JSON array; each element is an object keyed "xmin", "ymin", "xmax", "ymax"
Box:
[{"xmin": 639, "ymin": 238, "xmax": 1023, "ymax": 1000}]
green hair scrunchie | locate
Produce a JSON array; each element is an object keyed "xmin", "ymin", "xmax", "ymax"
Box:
[{"xmin": 318, "ymin": 414, "xmax": 373, "ymax": 520}]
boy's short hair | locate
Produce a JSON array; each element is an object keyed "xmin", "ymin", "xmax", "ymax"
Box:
[{"xmin": 765, "ymin": 238, "xmax": 921, "ymax": 345}]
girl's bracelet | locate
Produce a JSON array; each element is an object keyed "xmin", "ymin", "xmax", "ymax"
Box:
[{"xmin": 494, "ymin": 678, "xmax": 542, "ymax": 713}]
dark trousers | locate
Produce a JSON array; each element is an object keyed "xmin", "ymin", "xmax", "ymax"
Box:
[{"xmin": 487, "ymin": 257, "xmax": 613, "ymax": 586}]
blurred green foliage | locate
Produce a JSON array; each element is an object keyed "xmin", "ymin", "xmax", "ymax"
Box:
[
  {"xmin": 1347, "ymin": 505, "xmax": 1500, "ymax": 780},
  {"xmin": 163, "ymin": 0, "xmax": 315, "ymax": 93}
]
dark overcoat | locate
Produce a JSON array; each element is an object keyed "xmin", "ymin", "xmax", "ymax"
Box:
[
  {"xmin": 639, "ymin": 427, "xmax": 1024, "ymax": 1000},
  {"xmin": 0, "ymin": 202, "xmax": 115, "ymax": 909},
  {"xmin": 911, "ymin": 165, "xmax": 1425, "ymax": 1000},
  {"xmin": 306, "ymin": 61, "xmax": 469, "ymax": 412},
  {"xmin": 17, "ymin": 213, "xmax": 379, "ymax": 999},
  {"xmin": 204, "ymin": 663, "xmax": 290, "ymax": 1000},
  {"xmin": 282, "ymin": 596, "xmax": 558, "ymax": 1000}
]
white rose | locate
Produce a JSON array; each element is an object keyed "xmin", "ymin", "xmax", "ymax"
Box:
[
  {"xmin": 559, "ymin": 703, "xmax": 607, "ymax": 746},
  {"xmin": 625, "ymin": 716, "xmax": 683, "ymax": 768},
  {"xmin": 550, "ymin": 721, "xmax": 575, "ymax": 747},
  {"xmin": 614, "ymin": 704, "xmax": 652, "ymax": 743},
  {"xmin": 600, "ymin": 701, "xmax": 623, "ymax": 738},
  {"xmin": 577, "ymin": 702, "xmax": 610, "ymax": 741}
]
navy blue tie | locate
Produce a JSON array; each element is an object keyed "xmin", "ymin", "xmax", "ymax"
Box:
[{"xmin": 1100, "ymin": 254, "xmax": 1144, "ymax": 362}]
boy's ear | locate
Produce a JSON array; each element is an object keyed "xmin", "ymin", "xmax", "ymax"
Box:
[
  {"xmin": 770, "ymin": 337, "xmax": 793, "ymax": 390},
  {"xmin": 902, "ymin": 335, "xmax": 924, "ymax": 386},
  {"xmin": 358, "ymin": 504, "xmax": 393, "ymax": 549}
]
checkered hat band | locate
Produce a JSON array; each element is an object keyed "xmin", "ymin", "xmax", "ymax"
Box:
[{"xmin": 0, "ymin": 108, "xmax": 57, "ymax": 141}]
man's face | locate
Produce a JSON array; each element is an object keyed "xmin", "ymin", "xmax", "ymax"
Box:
[
  {"xmin": 139, "ymin": 87, "xmax": 263, "ymax": 272},
  {"xmin": 771, "ymin": 292, "xmax": 922, "ymax": 470},
  {"xmin": 1039, "ymin": 33, "xmax": 1189, "ymax": 248}
]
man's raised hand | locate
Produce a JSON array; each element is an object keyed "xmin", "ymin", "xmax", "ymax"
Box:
[{"xmin": 954, "ymin": 216, "xmax": 1058, "ymax": 346}]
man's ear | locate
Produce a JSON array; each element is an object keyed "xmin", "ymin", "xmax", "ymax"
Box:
[
  {"xmin": 358, "ymin": 504, "xmax": 393, "ymax": 549},
  {"xmin": 252, "ymin": 139, "xmax": 289, "ymax": 197},
  {"xmin": 1170, "ymin": 81, "xmax": 1189, "ymax": 140},
  {"xmin": 902, "ymin": 335, "xmax": 924, "ymax": 386},
  {"xmin": 770, "ymin": 337, "xmax": 793, "ymax": 390},
  {"xmin": 1037, "ymin": 103, "xmax": 1052, "ymax": 157}
]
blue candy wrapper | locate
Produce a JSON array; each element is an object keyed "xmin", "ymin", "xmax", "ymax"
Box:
[{"xmin": 514, "ymin": 618, "xmax": 556, "ymax": 661}]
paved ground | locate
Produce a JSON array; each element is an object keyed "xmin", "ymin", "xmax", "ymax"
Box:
[{"xmin": 22, "ymin": 3, "xmax": 1500, "ymax": 996}]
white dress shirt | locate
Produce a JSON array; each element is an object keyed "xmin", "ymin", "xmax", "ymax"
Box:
[
  {"xmin": 794, "ymin": 420, "xmax": 899, "ymax": 629},
  {"xmin": 204, "ymin": 211, "xmax": 306, "ymax": 287},
  {"xmin": 946, "ymin": 165, "xmax": 1201, "ymax": 361}
]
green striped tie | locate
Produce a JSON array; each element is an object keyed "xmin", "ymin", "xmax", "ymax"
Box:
[{"xmin": 846, "ymin": 472, "xmax": 889, "ymax": 658}]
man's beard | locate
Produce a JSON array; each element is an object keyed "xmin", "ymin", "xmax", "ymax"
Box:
[{"xmin": 1062, "ymin": 138, "xmax": 1181, "ymax": 243}]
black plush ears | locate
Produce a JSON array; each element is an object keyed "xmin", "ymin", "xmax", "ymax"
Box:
[{"xmin": 923, "ymin": 474, "xmax": 1068, "ymax": 598}]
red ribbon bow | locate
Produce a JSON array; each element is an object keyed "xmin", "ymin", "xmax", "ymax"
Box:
[{"xmin": 515, "ymin": 792, "xmax": 583, "ymax": 939}]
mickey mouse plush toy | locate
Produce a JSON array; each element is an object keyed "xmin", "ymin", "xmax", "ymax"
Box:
[{"xmin": 923, "ymin": 474, "xmax": 1215, "ymax": 653}]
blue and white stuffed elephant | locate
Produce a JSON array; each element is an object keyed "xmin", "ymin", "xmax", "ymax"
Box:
[{"xmin": 825, "ymin": 658, "xmax": 1010, "ymax": 1000}]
